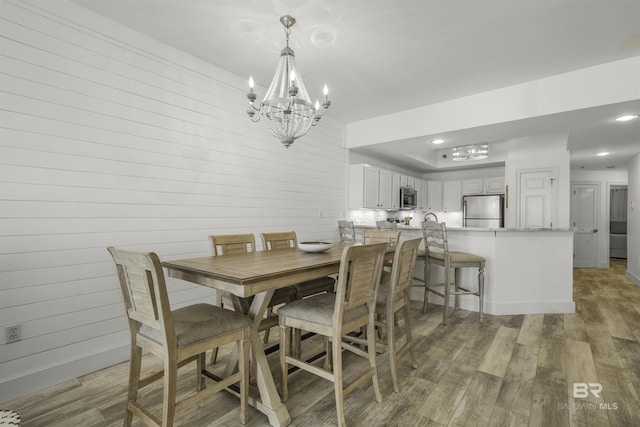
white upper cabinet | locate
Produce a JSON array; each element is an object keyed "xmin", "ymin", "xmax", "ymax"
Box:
[
  {"xmin": 462, "ymin": 177, "xmax": 505, "ymax": 195},
  {"xmin": 461, "ymin": 179, "xmax": 484, "ymax": 195},
  {"xmin": 484, "ymin": 177, "xmax": 505, "ymax": 194},
  {"xmin": 349, "ymin": 164, "xmax": 394, "ymax": 209},
  {"xmin": 442, "ymin": 180, "xmax": 462, "ymax": 211},
  {"xmin": 391, "ymin": 173, "xmax": 402, "ymax": 210},
  {"xmin": 426, "ymin": 180, "xmax": 442, "ymax": 211},
  {"xmin": 401, "ymin": 175, "xmax": 417, "ymax": 189}
]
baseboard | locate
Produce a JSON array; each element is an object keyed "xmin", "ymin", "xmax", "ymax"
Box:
[
  {"xmin": 0, "ymin": 343, "xmax": 130, "ymax": 404},
  {"xmin": 627, "ymin": 269, "xmax": 640, "ymax": 286},
  {"xmin": 485, "ymin": 300, "xmax": 576, "ymax": 315},
  {"xmin": 410, "ymin": 289, "xmax": 575, "ymax": 315}
]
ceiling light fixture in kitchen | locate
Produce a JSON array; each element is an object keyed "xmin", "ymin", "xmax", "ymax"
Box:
[
  {"xmin": 245, "ymin": 15, "xmax": 331, "ymax": 148},
  {"xmin": 451, "ymin": 143, "xmax": 489, "ymax": 161},
  {"xmin": 615, "ymin": 114, "xmax": 638, "ymax": 122}
]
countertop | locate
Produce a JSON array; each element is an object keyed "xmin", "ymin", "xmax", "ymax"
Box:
[{"xmin": 353, "ymin": 224, "xmax": 573, "ymax": 232}]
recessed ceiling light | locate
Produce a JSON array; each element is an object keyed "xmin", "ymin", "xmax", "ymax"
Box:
[
  {"xmin": 431, "ymin": 139, "xmax": 445, "ymax": 145},
  {"xmin": 615, "ymin": 114, "xmax": 638, "ymax": 122},
  {"xmin": 596, "ymin": 152, "xmax": 610, "ymax": 156}
]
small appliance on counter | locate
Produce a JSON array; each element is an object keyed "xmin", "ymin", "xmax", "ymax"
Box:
[{"xmin": 463, "ymin": 194, "xmax": 505, "ymax": 228}]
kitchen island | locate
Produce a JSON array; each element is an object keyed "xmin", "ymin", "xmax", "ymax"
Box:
[{"xmin": 354, "ymin": 224, "xmax": 575, "ymax": 315}]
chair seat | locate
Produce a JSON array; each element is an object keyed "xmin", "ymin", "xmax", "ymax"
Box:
[
  {"xmin": 293, "ymin": 276, "xmax": 335, "ymax": 299},
  {"xmin": 270, "ymin": 286, "xmax": 297, "ymax": 306},
  {"xmin": 428, "ymin": 250, "xmax": 485, "ymax": 265},
  {"xmin": 277, "ymin": 293, "xmax": 367, "ymax": 327},
  {"xmin": 140, "ymin": 303, "xmax": 252, "ymax": 348}
]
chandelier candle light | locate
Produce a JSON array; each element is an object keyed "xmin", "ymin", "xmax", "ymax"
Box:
[{"xmin": 246, "ymin": 15, "xmax": 331, "ymax": 148}]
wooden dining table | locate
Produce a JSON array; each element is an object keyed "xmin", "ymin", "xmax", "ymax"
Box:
[{"xmin": 162, "ymin": 242, "xmax": 362, "ymax": 427}]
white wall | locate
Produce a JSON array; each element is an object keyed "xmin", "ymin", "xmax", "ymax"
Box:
[
  {"xmin": 346, "ymin": 56, "xmax": 640, "ymax": 147},
  {"xmin": 504, "ymin": 134, "xmax": 571, "ymax": 228},
  {"xmin": 0, "ymin": 0, "xmax": 347, "ymax": 402},
  {"xmin": 627, "ymin": 154, "xmax": 640, "ymax": 285},
  {"xmin": 570, "ymin": 168, "xmax": 629, "ymax": 268}
]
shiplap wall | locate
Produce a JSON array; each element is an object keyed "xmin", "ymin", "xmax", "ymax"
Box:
[{"xmin": 0, "ymin": 0, "xmax": 347, "ymax": 401}]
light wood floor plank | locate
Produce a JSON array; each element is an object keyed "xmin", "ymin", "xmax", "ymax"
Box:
[
  {"xmin": 493, "ymin": 343, "xmax": 539, "ymax": 418},
  {"xmin": 565, "ymin": 339, "xmax": 609, "ymax": 427},
  {"xmin": 478, "ymin": 326, "xmax": 520, "ymax": 378},
  {"xmin": 516, "ymin": 314, "xmax": 544, "ymax": 347},
  {"xmin": 563, "ymin": 313, "xmax": 588, "ymax": 343}
]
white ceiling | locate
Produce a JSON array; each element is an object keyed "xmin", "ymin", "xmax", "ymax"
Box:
[{"xmin": 72, "ymin": 0, "xmax": 640, "ymax": 172}]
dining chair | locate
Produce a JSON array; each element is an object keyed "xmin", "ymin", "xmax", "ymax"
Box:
[
  {"xmin": 362, "ymin": 228, "xmax": 401, "ymax": 246},
  {"xmin": 277, "ymin": 242, "xmax": 388, "ymax": 427},
  {"xmin": 107, "ymin": 247, "xmax": 251, "ymax": 426},
  {"xmin": 338, "ymin": 220, "xmax": 357, "ymax": 243},
  {"xmin": 376, "ymin": 220, "xmax": 398, "ymax": 230},
  {"xmin": 375, "ymin": 237, "xmax": 421, "ymax": 392},
  {"xmin": 260, "ymin": 231, "xmax": 336, "ymax": 299},
  {"xmin": 209, "ymin": 234, "xmax": 296, "ymax": 361},
  {"xmin": 422, "ymin": 221, "xmax": 486, "ymax": 324},
  {"xmin": 363, "ymin": 229, "xmax": 401, "ymax": 270},
  {"xmin": 343, "ymin": 237, "xmax": 421, "ymax": 393}
]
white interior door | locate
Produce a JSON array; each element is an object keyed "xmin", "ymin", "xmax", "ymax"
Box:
[
  {"xmin": 572, "ymin": 183, "xmax": 599, "ymax": 268},
  {"xmin": 518, "ymin": 169, "xmax": 555, "ymax": 228}
]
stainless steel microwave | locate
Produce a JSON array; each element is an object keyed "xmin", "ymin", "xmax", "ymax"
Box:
[{"xmin": 400, "ymin": 187, "xmax": 417, "ymax": 209}]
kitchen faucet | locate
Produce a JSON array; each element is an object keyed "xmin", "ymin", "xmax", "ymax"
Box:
[{"xmin": 424, "ymin": 212, "xmax": 438, "ymax": 222}]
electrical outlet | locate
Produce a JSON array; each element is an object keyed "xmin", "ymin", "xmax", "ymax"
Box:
[{"xmin": 6, "ymin": 324, "xmax": 22, "ymax": 343}]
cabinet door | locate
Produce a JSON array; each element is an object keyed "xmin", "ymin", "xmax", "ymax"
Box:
[
  {"xmin": 391, "ymin": 173, "xmax": 402, "ymax": 210},
  {"xmin": 363, "ymin": 166, "xmax": 381, "ymax": 208},
  {"xmin": 442, "ymin": 180, "xmax": 462, "ymax": 211},
  {"xmin": 484, "ymin": 177, "xmax": 505, "ymax": 194},
  {"xmin": 462, "ymin": 179, "xmax": 483, "ymax": 195},
  {"xmin": 427, "ymin": 181, "xmax": 442, "ymax": 211},
  {"xmin": 417, "ymin": 179, "xmax": 425, "ymax": 209},
  {"xmin": 403, "ymin": 175, "xmax": 416, "ymax": 189},
  {"xmin": 378, "ymin": 169, "xmax": 394, "ymax": 209}
]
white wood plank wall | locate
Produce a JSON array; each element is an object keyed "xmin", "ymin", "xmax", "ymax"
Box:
[{"xmin": 0, "ymin": 0, "xmax": 347, "ymax": 401}]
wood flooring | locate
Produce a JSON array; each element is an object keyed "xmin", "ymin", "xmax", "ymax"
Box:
[{"xmin": 4, "ymin": 259, "xmax": 640, "ymax": 426}]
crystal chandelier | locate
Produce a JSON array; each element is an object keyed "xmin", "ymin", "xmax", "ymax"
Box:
[
  {"xmin": 452, "ymin": 143, "xmax": 489, "ymax": 161},
  {"xmin": 246, "ymin": 16, "xmax": 330, "ymax": 148}
]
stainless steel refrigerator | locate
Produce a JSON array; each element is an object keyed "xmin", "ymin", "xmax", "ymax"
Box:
[{"xmin": 463, "ymin": 194, "xmax": 505, "ymax": 228}]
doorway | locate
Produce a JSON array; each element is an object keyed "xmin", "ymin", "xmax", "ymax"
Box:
[
  {"xmin": 572, "ymin": 183, "xmax": 599, "ymax": 268},
  {"xmin": 609, "ymin": 185, "xmax": 628, "ymax": 260}
]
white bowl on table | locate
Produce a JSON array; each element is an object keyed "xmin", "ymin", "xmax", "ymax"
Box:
[{"xmin": 298, "ymin": 242, "xmax": 333, "ymax": 253}]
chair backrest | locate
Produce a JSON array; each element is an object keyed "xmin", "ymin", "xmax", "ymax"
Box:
[
  {"xmin": 376, "ymin": 220, "xmax": 398, "ymax": 230},
  {"xmin": 422, "ymin": 221, "xmax": 449, "ymax": 256},
  {"xmin": 334, "ymin": 242, "xmax": 388, "ymax": 324},
  {"xmin": 107, "ymin": 247, "xmax": 174, "ymax": 344},
  {"xmin": 362, "ymin": 229, "xmax": 401, "ymax": 246},
  {"xmin": 387, "ymin": 237, "xmax": 422, "ymax": 298},
  {"xmin": 261, "ymin": 231, "xmax": 297, "ymax": 251},
  {"xmin": 210, "ymin": 234, "xmax": 256, "ymax": 256},
  {"xmin": 338, "ymin": 220, "xmax": 357, "ymax": 243}
]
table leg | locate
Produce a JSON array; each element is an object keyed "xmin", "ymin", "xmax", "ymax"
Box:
[{"xmin": 225, "ymin": 290, "xmax": 291, "ymax": 427}]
